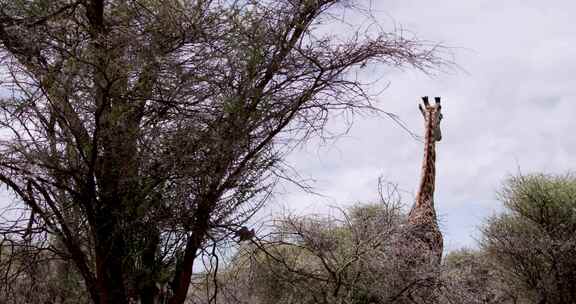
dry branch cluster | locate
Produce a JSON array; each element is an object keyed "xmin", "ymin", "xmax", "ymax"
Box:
[{"xmin": 211, "ymin": 190, "xmax": 445, "ymax": 304}]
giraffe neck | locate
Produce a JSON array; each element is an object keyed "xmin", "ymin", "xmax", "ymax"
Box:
[
  {"xmin": 414, "ymin": 117, "xmax": 436, "ymax": 212},
  {"xmin": 406, "ymin": 102, "xmax": 444, "ymax": 265}
]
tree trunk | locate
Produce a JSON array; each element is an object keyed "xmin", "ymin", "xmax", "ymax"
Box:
[{"xmin": 94, "ymin": 210, "xmax": 129, "ymax": 304}]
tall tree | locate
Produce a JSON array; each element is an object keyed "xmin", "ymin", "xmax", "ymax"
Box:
[{"xmin": 0, "ymin": 1, "xmax": 444, "ymax": 303}]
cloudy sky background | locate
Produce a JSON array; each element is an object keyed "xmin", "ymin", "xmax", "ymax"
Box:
[{"xmin": 267, "ymin": 0, "xmax": 576, "ymax": 252}]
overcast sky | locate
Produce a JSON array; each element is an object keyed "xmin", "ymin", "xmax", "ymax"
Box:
[{"xmin": 268, "ymin": 0, "xmax": 576, "ymax": 252}]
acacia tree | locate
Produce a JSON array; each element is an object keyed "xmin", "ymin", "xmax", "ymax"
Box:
[
  {"xmin": 0, "ymin": 1, "xmax": 444, "ymax": 303},
  {"xmin": 480, "ymin": 173, "xmax": 576, "ymax": 304}
]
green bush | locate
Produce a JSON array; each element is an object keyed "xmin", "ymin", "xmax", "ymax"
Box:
[{"xmin": 480, "ymin": 173, "xmax": 576, "ymax": 304}]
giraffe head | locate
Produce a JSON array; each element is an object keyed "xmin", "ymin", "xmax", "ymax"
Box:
[{"xmin": 419, "ymin": 96, "xmax": 443, "ymax": 142}]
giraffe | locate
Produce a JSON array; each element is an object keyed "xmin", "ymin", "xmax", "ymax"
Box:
[{"xmin": 406, "ymin": 96, "xmax": 444, "ymax": 265}]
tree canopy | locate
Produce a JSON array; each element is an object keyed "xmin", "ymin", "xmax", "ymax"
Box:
[{"xmin": 480, "ymin": 173, "xmax": 576, "ymax": 304}]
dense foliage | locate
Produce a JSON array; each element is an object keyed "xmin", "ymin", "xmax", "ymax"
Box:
[{"xmin": 480, "ymin": 173, "xmax": 576, "ymax": 304}]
